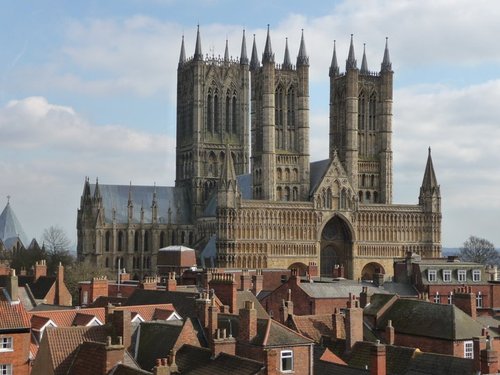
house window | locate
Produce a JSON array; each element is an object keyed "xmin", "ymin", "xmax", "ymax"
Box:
[
  {"xmin": 476, "ymin": 292, "xmax": 483, "ymax": 308},
  {"xmin": 464, "ymin": 340, "xmax": 474, "ymax": 359},
  {"xmin": 0, "ymin": 337, "xmax": 12, "ymax": 351},
  {"xmin": 448, "ymin": 292, "xmax": 453, "ymax": 305},
  {"xmin": 433, "ymin": 292, "xmax": 440, "ymax": 304},
  {"xmin": 458, "ymin": 270, "xmax": 466, "ymax": 282},
  {"xmin": 443, "ymin": 270, "xmax": 452, "ymax": 282},
  {"xmin": 473, "ymin": 270, "xmax": 481, "ymax": 282},
  {"xmin": 280, "ymin": 350, "xmax": 293, "ymax": 372},
  {"xmin": 0, "ymin": 364, "xmax": 12, "ymax": 375},
  {"xmin": 428, "ymin": 270, "xmax": 437, "ymax": 282}
]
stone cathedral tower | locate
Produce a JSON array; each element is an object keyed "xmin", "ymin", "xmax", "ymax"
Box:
[
  {"xmin": 176, "ymin": 27, "xmax": 250, "ymax": 218},
  {"xmin": 250, "ymin": 28, "xmax": 310, "ymax": 201},
  {"xmin": 330, "ymin": 36, "xmax": 393, "ymax": 204}
]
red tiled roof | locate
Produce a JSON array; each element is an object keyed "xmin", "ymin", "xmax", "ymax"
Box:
[
  {"xmin": 117, "ymin": 303, "xmax": 176, "ymax": 321},
  {"xmin": 152, "ymin": 308, "xmax": 176, "ymax": 320},
  {"xmin": 31, "ymin": 315, "xmax": 52, "ymax": 331},
  {"xmin": 0, "ymin": 300, "xmax": 30, "ymax": 330},
  {"xmin": 320, "ymin": 348, "xmax": 347, "ymax": 365},
  {"xmin": 291, "ymin": 314, "xmax": 341, "ymax": 342},
  {"xmin": 44, "ymin": 325, "xmax": 108, "ymax": 375},
  {"xmin": 73, "ymin": 312, "xmax": 102, "ymax": 326},
  {"xmin": 28, "ymin": 307, "xmax": 106, "ymax": 327}
]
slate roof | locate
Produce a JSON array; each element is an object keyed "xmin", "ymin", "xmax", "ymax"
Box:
[
  {"xmin": 416, "ymin": 261, "xmax": 487, "ymax": 285},
  {"xmin": 0, "ymin": 201, "xmax": 30, "ymax": 247},
  {"xmin": 236, "ymin": 291, "xmax": 269, "ymax": 318},
  {"xmin": 109, "ymin": 364, "xmax": 152, "ymax": 375},
  {"xmin": 217, "ymin": 313, "xmax": 313, "ymax": 347},
  {"xmin": 0, "ymin": 300, "xmax": 30, "ymax": 330},
  {"xmin": 363, "ymin": 293, "xmax": 398, "ymax": 317},
  {"xmin": 348, "ymin": 341, "xmax": 416, "ymax": 374},
  {"xmin": 135, "ymin": 320, "xmax": 184, "ymax": 371},
  {"xmin": 26, "ymin": 276, "xmax": 56, "ymax": 300},
  {"xmin": 314, "ymin": 345, "xmax": 367, "ymax": 375},
  {"xmin": 405, "ymin": 350, "xmax": 474, "ymax": 375},
  {"xmin": 175, "ymin": 344, "xmax": 213, "ymax": 373},
  {"xmin": 183, "ymin": 352, "xmax": 264, "ymax": 375},
  {"xmin": 310, "ymin": 159, "xmax": 331, "ymax": 194},
  {"xmin": 90, "ymin": 183, "xmax": 192, "ymax": 224},
  {"xmin": 376, "ymin": 298, "xmax": 485, "ymax": 340}
]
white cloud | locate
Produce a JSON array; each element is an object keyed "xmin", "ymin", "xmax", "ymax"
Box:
[{"xmin": 0, "ymin": 97, "xmax": 175, "ymax": 243}]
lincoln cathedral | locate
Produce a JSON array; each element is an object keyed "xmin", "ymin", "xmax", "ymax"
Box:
[{"xmin": 77, "ymin": 26, "xmax": 442, "ymax": 280}]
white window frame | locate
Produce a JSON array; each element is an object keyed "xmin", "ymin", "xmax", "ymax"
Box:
[
  {"xmin": 473, "ymin": 270, "xmax": 481, "ymax": 282},
  {"xmin": 433, "ymin": 292, "xmax": 440, "ymax": 304},
  {"xmin": 476, "ymin": 292, "xmax": 483, "ymax": 308},
  {"xmin": 448, "ymin": 292, "xmax": 453, "ymax": 305},
  {"xmin": 0, "ymin": 337, "xmax": 12, "ymax": 352},
  {"xmin": 443, "ymin": 270, "xmax": 452, "ymax": 282},
  {"xmin": 280, "ymin": 350, "xmax": 294, "ymax": 372},
  {"xmin": 458, "ymin": 270, "xmax": 467, "ymax": 282},
  {"xmin": 428, "ymin": 270, "xmax": 437, "ymax": 282},
  {"xmin": 0, "ymin": 364, "xmax": 12, "ymax": 375},
  {"xmin": 464, "ymin": 340, "xmax": 474, "ymax": 359}
]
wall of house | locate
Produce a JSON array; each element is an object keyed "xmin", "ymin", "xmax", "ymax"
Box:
[{"xmin": 0, "ymin": 331, "xmax": 30, "ymax": 375}]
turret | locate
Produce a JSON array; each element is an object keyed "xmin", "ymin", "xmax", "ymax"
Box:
[
  {"xmin": 360, "ymin": 44, "xmax": 369, "ymax": 74},
  {"xmin": 419, "ymin": 147, "xmax": 441, "ymax": 213},
  {"xmin": 282, "ymin": 38, "xmax": 292, "ymax": 70},
  {"xmin": 262, "ymin": 25, "xmax": 275, "ymax": 64},
  {"xmin": 296, "ymin": 29, "xmax": 309, "ymax": 66},
  {"xmin": 151, "ymin": 183, "xmax": 158, "ymax": 224},
  {"xmin": 380, "ymin": 37, "xmax": 392, "ymax": 73},
  {"xmin": 224, "ymin": 39, "xmax": 229, "ymax": 62},
  {"xmin": 250, "ymin": 34, "xmax": 260, "ymax": 71},
  {"xmin": 193, "ymin": 25, "xmax": 203, "ymax": 61},
  {"xmin": 240, "ymin": 30, "xmax": 248, "ymax": 65},
  {"xmin": 346, "ymin": 34, "xmax": 357, "ymax": 70},
  {"xmin": 329, "ymin": 40, "xmax": 339, "ymax": 77},
  {"xmin": 127, "ymin": 182, "xmax": 133, "ymax": 222},
  {"xmin": 179, "ymin": 35, "xmax": 186, "ymax": 65}
]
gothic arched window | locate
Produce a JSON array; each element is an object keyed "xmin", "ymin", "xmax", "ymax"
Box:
[
  {"xmin": 214, "ymin": 91, "xmax": 219, "ymax": 133},
  {"xmin": 160, "ymin": 231, "xmax": 165, "ymax": 248},
  {"xmin": 105, "ymin": 231, "xmax": 111, "ymax": 252},
  {"xmin": 369, "ymin": 93, "xmax": 376, "ymax": 130},
  {"xmin": 275, "ymin": 86, "xmax": 284, "ymax": 149},
  {"xmin": 225, "ymin": 94, "xmax": 231, "ymax": 133},
  {"xmin": 232, "ymin": 96, "xmax": 238, "ymax": 134},
  {"xmin": 118, "ymin": 231, "xmax": 123, "ymax": 252},
  {"xmin": 144, "ymin": 230, "xmax": 149, "ymax": 252},
  {"xmin": 134, "ymin": 232, "xmax": 140, "ymax": 252},
  {"xmin": 207, "ymin": 91, "xmax": 213, "ymax": 133}
]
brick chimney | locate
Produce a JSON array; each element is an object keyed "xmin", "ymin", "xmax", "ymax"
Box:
[
  {"xmin": 265, "ymin": 349, "xmax": 278, "ymax": 375},
  {"xmin": 6, "ymin": 268, "xmax": 18, "ymax": 301},
  {"xmin": 239, "ymin": 301, "xmax": 257, "ymax": 343},
  {"xmin": 307, "ymin": 262, "xmax": 318, "ymax": 277},
  {"xmin": 385, "ymin": 320, "xmax": 395, "ymax": 345},
  {"xmin": 279, "ymin": 289, "xmax": 294, "ymax": 324},
  {"xmin": 166, "ymin": 272, "xmax": 177, "ymax": 292},
  {"xmin": 480, "ymin": 336, "xmax": 498, "ymax": 375},
  {"xmin": 112, "ymin": 310, "xmax": 132, "ymax": 350},
  {"xmin": 55, "ymin": 262, "xmax": 67, "ymax": 305},
  {"xmin": 212, "ymin": 328, "xmax": 236, "ymax": 356},
  {"xmin": 359, "ymin": 286, "xmax": 369, "ymax": 308},
  {"xmin": 332, "ymin": 308, "xmax": 344, "ymax": 339},
  {"xmin": 196, "ymin": 292, "xmax": 211, "ymax": 329},
  {"xmin": 370, "ymin": 341, "xmax": 386, "ymax": 375},
  {"xmin": 474, "ymin": 336, "xmax": 487, "ymax": 373},
  {"xmin": 240, "ymin": 269, "xmax": 252, "ymax": 291},
  {"xmin": 104, "ymin": 336, "xmax": 125, "ymax": 374},
  {"xmin": 290, "ymin": 268, "xmax": 301, "ymax": 285},
  {"xmin": 453, "ymin": 286, "xmax": 476, "ymax": 320},
  {"xmin": 252, "ymin": 269, "xmax": 263, "ymax": 296},
  {"xmin": 203, "ymin": 268, "xmax": 217, "ymax": 290},
  {"xmin": 346, "ymin": 293, "xmax": 363, "ymax": 352},
  {"xmin": 90, "ymin": 276, "xmax": 109, "ymax": 303},
  {"xmin": 209, "ymin": 273, "xmax": 237, "ymax": 313},
  {"xmin": 34, "ymin": 259, "xmax": 47, "ymax": 280},
  {"xmin": 153, "ymin": 358, "xmax": 169, "ymax": 375},
  {"xmin": 140, "ymin": 276, "xmax": 158, "ymax": 290}
]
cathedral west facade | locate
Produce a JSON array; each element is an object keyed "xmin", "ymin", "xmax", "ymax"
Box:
[{"xmin": 77, "ymin": 26, "xmax": 442, "ymax": 280}]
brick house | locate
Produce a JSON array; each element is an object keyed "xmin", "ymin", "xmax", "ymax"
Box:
[{"xmin": 0, "ymin": 287, "xmax": 31, "ymax": 375}]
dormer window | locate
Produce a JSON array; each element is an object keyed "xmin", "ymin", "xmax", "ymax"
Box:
[
  {"xmin": 473, "ymin": 270, "xmax": 481, "ymax": 282},
  {"xmin": 428, "ymin": 270, "xmax": 437, "ymax": 282},
  {"xmin": 280, "ymin": 350, "xmax": 293, "ymax": 372},
  {"xmin": 443, "ymin": 270, "xmax": 452, "ymax": 282}
]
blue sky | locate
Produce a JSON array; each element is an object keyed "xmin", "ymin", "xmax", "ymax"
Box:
[{"xmin": 1, "ymin": 0, "xmax": 500, "ymax": 249}]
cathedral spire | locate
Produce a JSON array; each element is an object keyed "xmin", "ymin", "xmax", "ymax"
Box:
[
  {"xmin": 194, "ymin": 25, "xmax": 203, "ymax": 61},
  {"xmin": 240, "ymin": 29, "xmax": 249, "ymax": 65},
  {"xmin": 128, "ymin": 182, "xmax": 133, "ymax": 207},
  {"xmin": 381, "ymin": 37, "xmax": 392, "ymax": 72},
  {"xmin": 93, "ymin": 177, "xmax": 101, "ymax": 201},
  {"xmin": 360, "ymin": 43, "xmax": 369, "ymax": 74},
  {"xmin": 329, "ymin": 40, "xmax": 339, "ymax": 76},
  {"xmin": 419, "ymin": 147, "xmax": 441, "ymax": 210},
  {"xmin": 421, "ymin": 147, "xmax": 439, "ymax": 190},
  {"xmin": 224, "ymin": 38, "xmax": 229, "ymax": 62},
  {"xmin": 346, "ymin": 34, "xmax": 357, "ymax": 71},
  {"xmin": 296, "ymin": 29, "xmax": 309, "ymax": 66},
  {"xmin": 250, "ymin": 34, "xmax": 260, "ymax": 70},
  {"xmin": 221, "ymin": 144, "xmax": 237, "ymax": 185},
  {"xmin": 82, "ymin": 177, "xmax": 91, "ymax": 201},
  {"xmin": 179, "ymin": 35, "xmax": 186, "ymax": 65},
  {"xmin": 152, "ymin": 182, "xmax": 157, "ymax": 206},
  {"xmin": 262, "ymin": 25, "xmax": 275, "ymax": 64},
  {"xmin": 283, "ymin": 38, "xmax": 292, "ymax": 69}
]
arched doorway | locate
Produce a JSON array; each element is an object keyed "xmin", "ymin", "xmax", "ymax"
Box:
[
  {"xmin": 288, "ymin": 262, "xmax": 308, "ymax": 276},
  {"xmin": 361, "ymin": 262, "xmax": 385, "ymax": 281},
  {"xmin": 320, "ymin": 215, "xmax": 353, "ymax": 277}
]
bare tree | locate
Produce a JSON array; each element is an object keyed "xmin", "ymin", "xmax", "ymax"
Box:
[
  {"xmin": 41, "ymin": 226, "xmax": 74, "ymax": 273},
  {"xmin": 459, "ymin": 235, "xmax": 499, "ymax": 265}
]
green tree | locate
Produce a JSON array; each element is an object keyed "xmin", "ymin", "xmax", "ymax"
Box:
[{"xmin": 459, "ymin": 235, "xmax": 499, "ymax": 265}]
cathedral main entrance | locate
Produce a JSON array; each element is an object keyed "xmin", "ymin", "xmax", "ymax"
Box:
[{"xmin": 320, "ymin": 216, "xmax": 352, "ymax": 278}]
